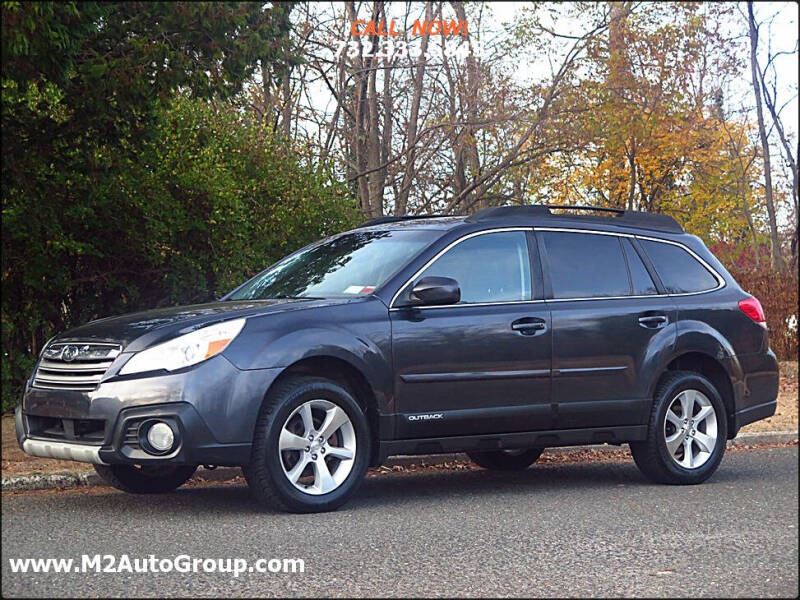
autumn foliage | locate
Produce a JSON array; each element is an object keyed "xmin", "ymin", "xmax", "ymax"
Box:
[
  {"xmin": 1, "ymin": 2, "xmax": 798, "ymax": 410},
  {"xmin": 729, "ymin": 268, "xmax": 798, "ymax": 360}
]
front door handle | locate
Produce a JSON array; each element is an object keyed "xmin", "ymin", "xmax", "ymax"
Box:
[
  {"xmin": 638, "ymin": 314, "xmax": 668, "ymax": 329},
  {"xmin": 511, "ymin": 318, "xmax": 547, "ymax": 335}
]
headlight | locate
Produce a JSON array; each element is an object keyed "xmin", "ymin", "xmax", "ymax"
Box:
[
  {"xmin": 39, "ymin": 337, "xmax": 55, "ymax": 357},
  {"xmin": 119, "ymin": 319, "xmax": 246, "ymax": 375}
]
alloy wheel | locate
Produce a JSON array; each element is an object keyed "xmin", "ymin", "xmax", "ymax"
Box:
[
  {"xmin": 278, "ymin": 399, "xmax": 356, "ymax": 495},
  {"xmin": 663, "ymin": 389, "xmax": 718, "ymax": 469}
]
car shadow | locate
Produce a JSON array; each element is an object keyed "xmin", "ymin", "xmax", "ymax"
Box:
[
  {"xmin": 30, "ymin": 454, "xmax": 769, "ymax": 516},
  {"xmin": 349, "ymin": 457, "xmax": 761, "ymax": 510}
]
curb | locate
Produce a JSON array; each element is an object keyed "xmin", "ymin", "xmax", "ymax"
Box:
[
  {"xmin": 727, "ymin": 429, "xmax": 798, "ymax": 447},
  {"xmin": 3, "ymin": 430, "xmax": 796, "ymax": 492},
  {"xmin": 1, "ymin": 471, "xmax": 101, "ymax": 492}
]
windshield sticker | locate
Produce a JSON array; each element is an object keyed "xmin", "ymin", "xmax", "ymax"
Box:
[{"xmin": 343, "ymin": 285, "xmax": 376, "ymax": 295}]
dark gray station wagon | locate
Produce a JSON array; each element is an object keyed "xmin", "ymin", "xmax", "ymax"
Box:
[{"xmin": 16, "ymin": 205, "xmax": 779, "ymax": 512}]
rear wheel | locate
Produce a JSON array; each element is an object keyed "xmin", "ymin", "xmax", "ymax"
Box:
[
  {"xmin": 93, "ymin": 463, "xmax": 197, "ymax": 493},
  {"xmin": 631, "ymin": 371, "xmax": 727, "ymax": 485},
  {"xmin": 467, "ymin": 448, "xmax": 544, "ymax": 471}
]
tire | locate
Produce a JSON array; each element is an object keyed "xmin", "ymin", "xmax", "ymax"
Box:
[
  {"xmin": 467, "ymin": 448, "xmax": 544, "ymax": 471},
  {"xmin": 243, "ymin": 375, "xmax": 370, "ymax": 513},
  {"xmin": 630, "ymin": 370, "xmax": 728, "ymax": 485},
  {"xmin": 93, "ymin": 463, "xmax": 197, "ymax": 493}
]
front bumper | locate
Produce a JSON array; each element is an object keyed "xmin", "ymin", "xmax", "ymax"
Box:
[
  {"xmin": 20, "ymin": 432, "xmax": 107, "ymax": 464},
  {"xmin": 17, "ymin": 357, "xmax": 282, "ymax": 466}
]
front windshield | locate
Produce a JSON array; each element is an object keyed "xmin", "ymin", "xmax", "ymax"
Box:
[{"xmin": 227, "ymin": 229, "xmax": 439, "ymax": 300}]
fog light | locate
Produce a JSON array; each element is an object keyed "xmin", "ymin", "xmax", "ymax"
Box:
[{"xmin": 147, "ymin": 422, "xmax": 174, "ymax": 452}]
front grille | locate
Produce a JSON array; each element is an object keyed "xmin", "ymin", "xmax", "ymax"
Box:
[
  {"xmin": 26, "ymin": 415, "xmax": 106, "ymax": 445},
  {"xmin": 33, "ymin": 342, "xmax": 121, "ymax": 391}
]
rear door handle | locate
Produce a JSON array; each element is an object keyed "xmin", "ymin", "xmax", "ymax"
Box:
[
  {"xmin": 638, "ymin": 314, "xmax": 668, "ymax": 329},
  {"xmin": 511, "ymin": 318, "xmax": 547, "ymax": 335}
]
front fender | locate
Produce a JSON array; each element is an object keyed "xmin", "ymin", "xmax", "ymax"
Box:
[{"xmin": 223, "ymin": 301, "xmax": 393, "ymax": 411}]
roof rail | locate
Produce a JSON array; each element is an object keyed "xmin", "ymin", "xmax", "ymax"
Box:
[
  {"xmin": 549, "ymin": 205, "xmax": 624, "ymax": 215},
  {"xmin": 360, "ymin": 215, "xmax": 451, "ymax": 227},
  {"xmin": 466, "ymin": 205, "xmax": 684, "ymax": 234}
]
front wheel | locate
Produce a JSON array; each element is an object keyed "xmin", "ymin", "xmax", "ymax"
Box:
[
  {"xmin": 243, "ymin": 376, "xmax": 370, "ymax": 513},
  {"xmin": 467, "ymin": 448, "xmax": 544, "ymax": 471},
  {"xmin": 93, "ymin": 463, "xmax": 197, "ymax": 493},
  {"xmin": 630, "ymin": 371, "xmax": 727, "ymax": 485}
]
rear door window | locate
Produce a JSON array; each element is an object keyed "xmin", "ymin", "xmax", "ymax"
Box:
[
  {"xmin": 639, "ymin": 240, "xmax": 718, "ymax": 294},
  {"xmin": 541, "ymin": 231, "xmax": 630, "ymax": 299}
]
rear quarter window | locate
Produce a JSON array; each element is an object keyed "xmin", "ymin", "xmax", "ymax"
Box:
[{"xmin": 639, "ymin": 240, "xmax": 719, "ymax": 294}]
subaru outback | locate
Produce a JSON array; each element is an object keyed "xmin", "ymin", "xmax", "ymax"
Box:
[{"xmin": 15, "ymin": 205, "xmax": 780, "ymax": 512}]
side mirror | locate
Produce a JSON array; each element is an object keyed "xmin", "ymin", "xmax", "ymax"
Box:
[{"xmin": 407, "ymin": 276, "xmax": 461, "ymax": 306}]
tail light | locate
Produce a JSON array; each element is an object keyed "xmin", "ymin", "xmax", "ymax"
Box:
[{"xmin": 738, "ymin": 296, "xmax": 766, "ymax": 323}]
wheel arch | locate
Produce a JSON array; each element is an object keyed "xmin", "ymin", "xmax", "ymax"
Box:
[
  {"xmin": 263, "ymin": 354, "xmax": 384, "ymax": 466},
  {"xmin": 654, "ymin": 351, "xmax": 739, "ymax": 439}
]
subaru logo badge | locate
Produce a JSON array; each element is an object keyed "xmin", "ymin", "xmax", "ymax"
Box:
[{"xmin": 61, "ymin": 345, "xmax": 79, "ymax": 362}]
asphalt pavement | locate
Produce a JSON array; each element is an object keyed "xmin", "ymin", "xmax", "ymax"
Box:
[{"xmin": 2, "ymin": 446, "xmax": 798, "ymax": 598}]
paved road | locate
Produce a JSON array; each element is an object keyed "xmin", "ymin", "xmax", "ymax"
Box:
[{"xmin": 2, "ymin": 447, "xmax": 797, "ymax": 598}]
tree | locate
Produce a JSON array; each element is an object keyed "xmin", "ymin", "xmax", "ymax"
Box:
[
  {"xmin": 267, "ymin": 2, "xmax": 608, "ymax": 217},
  {"xmin": 747, "ymin": 3, "xmax": 799, "ymax": 268},
  {"xmin": 747, "ymin": 1, "xmax": 786, "ymax": 273},
  {"xmin": 1, "ymin": 2, "xmax": 357, "ymax": 410}
]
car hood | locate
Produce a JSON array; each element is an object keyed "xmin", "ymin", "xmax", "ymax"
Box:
[{"xmin": 51, "ymin": 298, "xmax": 356, "ymax": 351}]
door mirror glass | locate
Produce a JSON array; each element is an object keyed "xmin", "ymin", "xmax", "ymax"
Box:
[{"xmin": 408, "ymin": 276, "xmax": 461, "ymax": 306}]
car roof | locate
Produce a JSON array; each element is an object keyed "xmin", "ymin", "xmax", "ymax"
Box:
[{"xmin": 357, "ymin": 206, "xmax": 684, "ymax": 236}]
